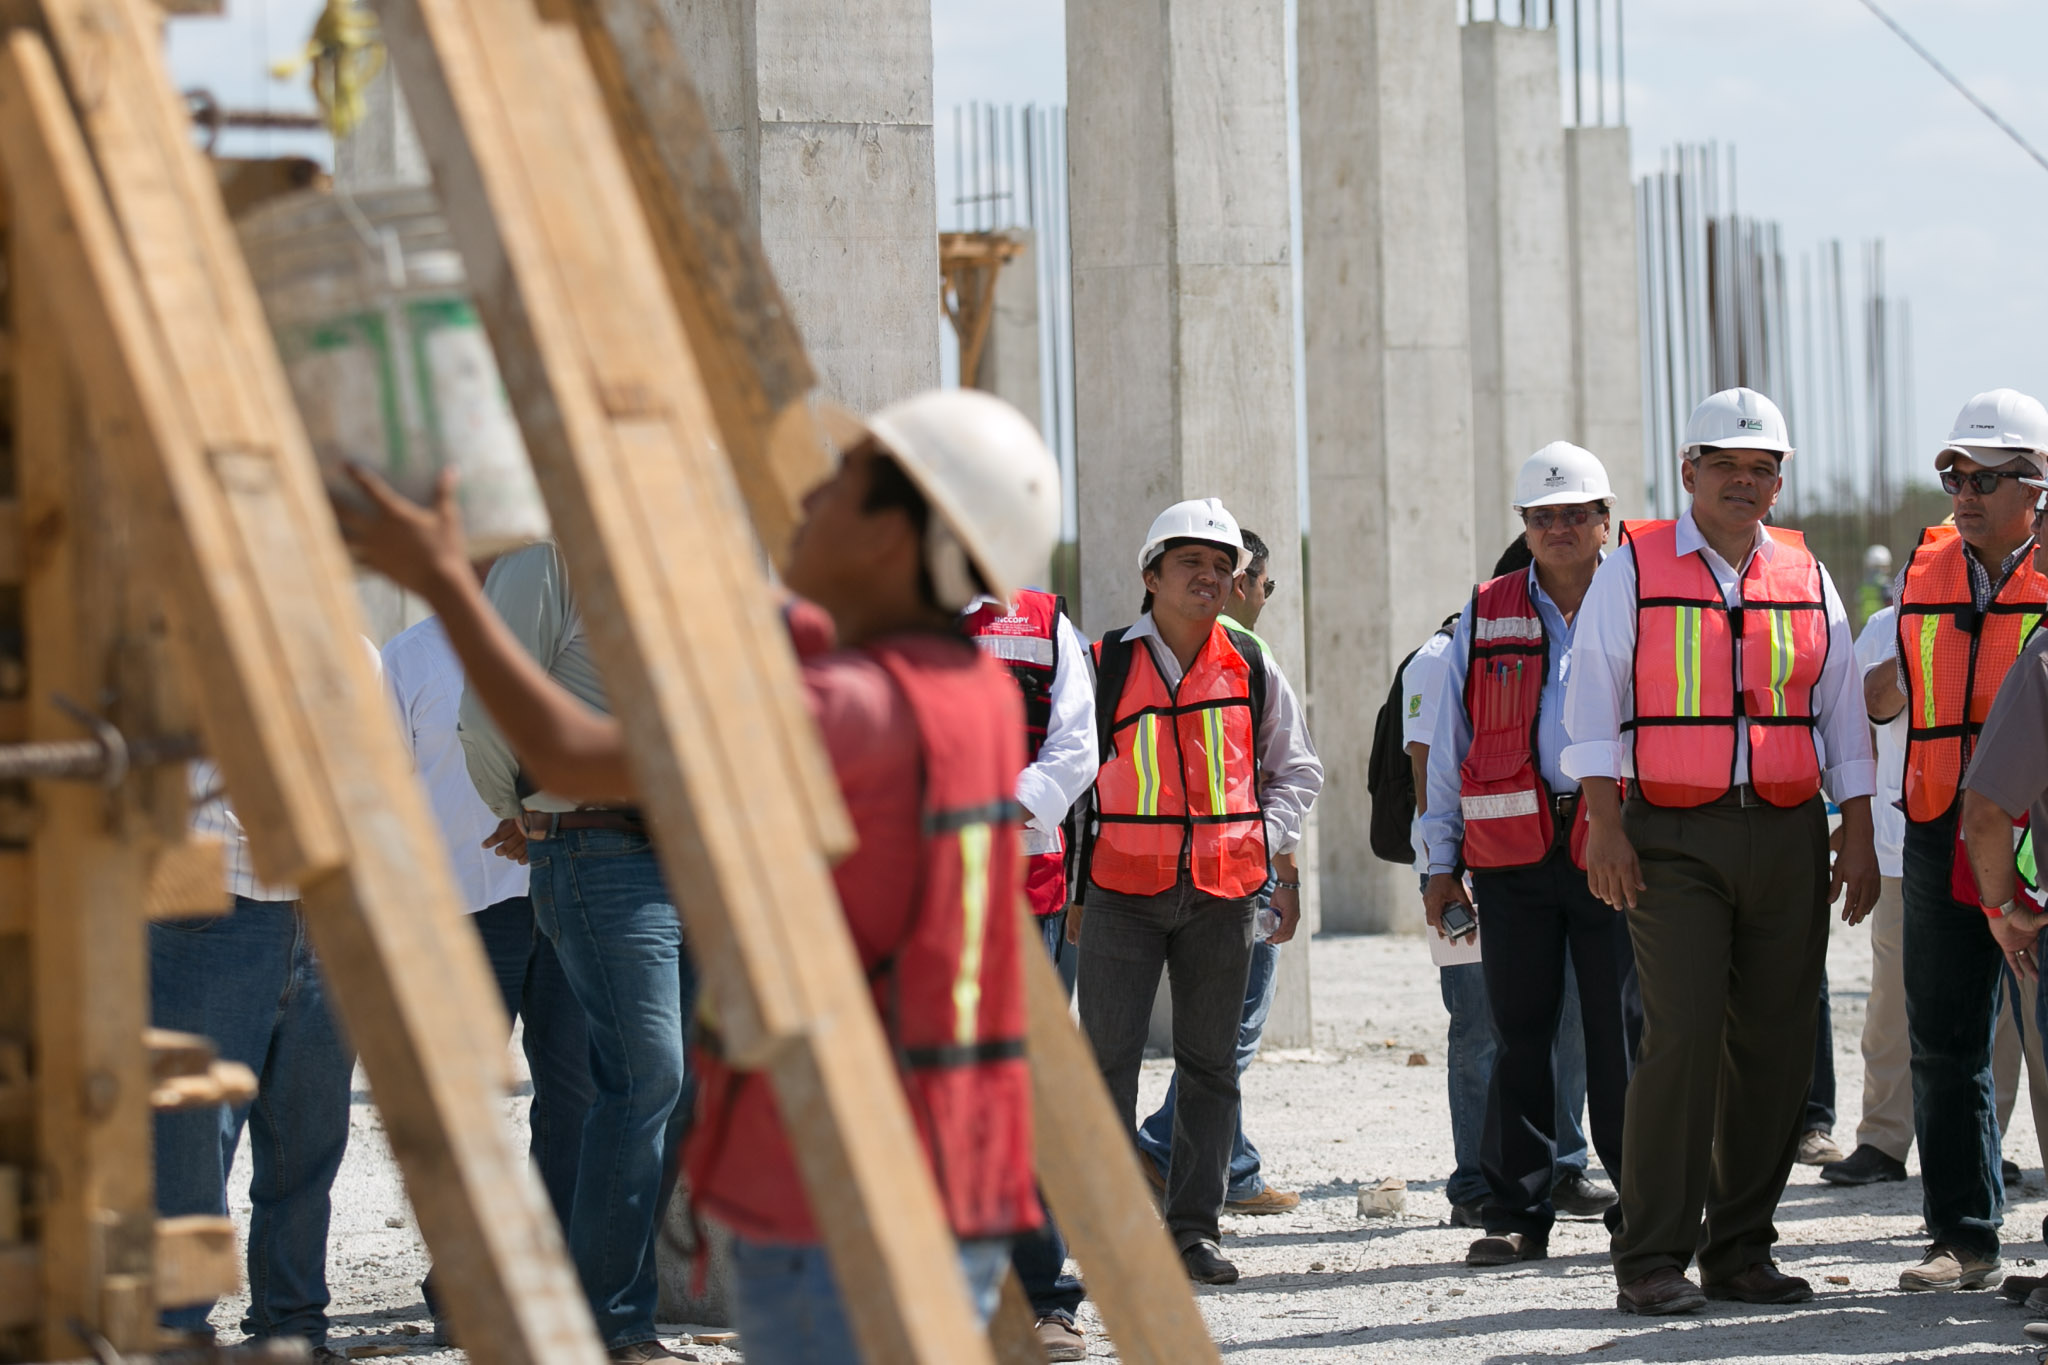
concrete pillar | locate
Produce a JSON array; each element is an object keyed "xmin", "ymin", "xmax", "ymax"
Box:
[
  {"xmin": 973, "ymin": 232, "xmax": 1042, "ymax": 430},
  {"xmin": 1462, "ymin": 21, "xmax": 1573, "ymax": 563},
  {"xmin": 663, "ymin": 0, "xmax": 940, "ymax": 411},
  {"xmin": 1300, "ymin": 0, "xmax": 1478, "ymax": 933},
  {"xmin": 1565, "ymin": 126, "xmax": 1646, "ymax": 518},
  {"xmin": 1070, "ymin": 0, "xmax": 1311, "ymax": 1036}
]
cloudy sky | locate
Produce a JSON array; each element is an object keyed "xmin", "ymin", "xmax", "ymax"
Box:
[{"xmin": 176, "ymin": 0, "xmax": 2048, "ymax": 496}]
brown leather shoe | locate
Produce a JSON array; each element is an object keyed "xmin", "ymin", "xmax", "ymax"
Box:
[
  {"xmin": 1616, "ymin": 1267, "xmax": 1707, "ymax": 1315},
  {"xmin": 1227, "ymin": 1186, "xmax": 1301, "ymax": 1215},
  {"xmin": 1705, "ymin": 1262, "xmax": 1814, "ymax": 1304},
  {"xmin": 1467, "ymin": 1232, "xmax": 1547, "ymax": 1267}
]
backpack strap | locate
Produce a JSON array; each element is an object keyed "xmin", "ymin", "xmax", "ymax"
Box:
[{"xmin": 1092, "ymin": 626, "xmax": 1136, "ymax": 767}]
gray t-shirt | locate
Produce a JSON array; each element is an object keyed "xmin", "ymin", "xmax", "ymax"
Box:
[{"xmin": 1962, "ymin": 625, "xmax": 2048, "ymax": 840}]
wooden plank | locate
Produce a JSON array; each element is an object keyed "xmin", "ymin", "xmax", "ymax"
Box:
[
  {"xmin": 143, "ymin": 1028, "xmax": 215, "ymax": 1082},
  {"xmin": 1022, "ymin": 905, "xmax": 1223, "ymax": 1365},
  {"xmin": 150, "ymin": 1060, "xmax": 256, "ymax": 1112},
  {"xmin": 0, "ymin": 25, "xmax": 601, "ymax": 1365},
  {"xmin": 0, "ymin": 498, "xmax": 22, "ymax": 583},
  {"xmin": 0, "ymin": 1243, "xmax": 36, "ymax": 1330},
  {"xmin": 153, "ymin": 1216, "xmax": 238, "ymax": 1307},
  {"xmin": 372, "ymin": 1, "xmax": 995, "ymax": 1359},
  {"xmin": 0, "ymin": 853, "xmax": 21, "ymax": 936},
  {"xmin": 143, "ymin": 838, "xmax": 229, "ymax": 919},
  {"xmin": 989, "ymin": 1271, "xmax": 1045, "ymax": 1365},
  {"xmin": 17, "ymin": 249, "xmax": 156, "ymax": 1354}
]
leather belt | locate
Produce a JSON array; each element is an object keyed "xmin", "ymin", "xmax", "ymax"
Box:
[
  {"xmin": 1707, "ymin": 784, "xmax": 1767, "ymax": 809},
  {"xmin": 520, "ymin": 808, "xmax": 647, "ymax": 840}
]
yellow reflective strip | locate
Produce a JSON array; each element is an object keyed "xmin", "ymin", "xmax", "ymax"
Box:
[
  {"xmin": 1203, "ymin": 707, "xmax": 1228, "ymax": 815},
  {"xmin": 1769, "ymin": 609, "xmax": 1792, "ymax": 717},
  {"xmin": 1918, "ymin": 615, "xmax": 1941, "ymax": 728},
  {"xmin": 2023, "ymin": 613, "xmax": 2043, "ymax": 653},
  {"xmin": 952, "ymin": 823, "xmax": 992, "ymax": 1046},
  {"xmin": 1135, "ymin": 714, "xmax": 1159, "ymax": 816},
  {"xmin": 1675, "ymin": 606, "xmax": 1699, "ymax": 716}
]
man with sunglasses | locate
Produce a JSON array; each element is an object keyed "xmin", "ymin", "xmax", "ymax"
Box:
[
  {"xmin": 1865, "ymin": 389, "xmax": 2048, "ymax": 1293},
  {"xmin": 1563, "ymin": 387, "xmax": 1879, "ymax": 1314},
  {"xmin": 1421, "ymin": 443, "xmax": 1641, "ymax": 1269}
]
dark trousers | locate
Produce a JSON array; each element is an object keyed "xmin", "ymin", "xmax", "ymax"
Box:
[
  {"xmin": 1904, "ymin": 810, "xmax": 2006, "ymax": 1259},
  {"xmin": 1805, "ymin": 972, "xmax": 1837, "ymax": 1133},
  {"xmin": 1012, "ymin": 909, "xmax": 1085, "ymax": 1320},
  {"xmin": 1609, "ymin": 795, "xmax": 1829, "ymax": 1285},
  {"xmin": 1078, "ymin": 876, "xmax": 1255, "ymax": 1250},
  {"xmin": 1473, "ymin": 843, "xmax": 1641, "ymax": 1237}
]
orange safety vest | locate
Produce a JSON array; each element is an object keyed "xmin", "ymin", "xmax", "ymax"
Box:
[
  {"xmin": 1089, "ymin": 623, "xmax": 1269, "ymax": 899},
  {"xmin": 1897, "ymin": 527, "xmax": 2048, "ymax": 824},
  {"xmin": 1623, "ymin": 519, "xmax": 1828, "ymax": 808},
  {"xmin": 964, "ymin": 589, "xmax": 1070, "ymax": 917},
  {"xmin": 1458, "ymin": 570, "xmax": 1588, "ymax": 869}
]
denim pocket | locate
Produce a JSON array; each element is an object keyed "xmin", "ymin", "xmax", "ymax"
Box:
[{"xmin": 155, "ymin": 914, "xmax": 225, "ymax": 934}]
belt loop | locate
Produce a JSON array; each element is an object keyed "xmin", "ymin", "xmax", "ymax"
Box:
[{"xmin": 548, "ymin": 811, "xmax": 561, "ymax": 839}]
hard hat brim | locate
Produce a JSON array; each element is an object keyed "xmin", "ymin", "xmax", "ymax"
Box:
[
  {"xmin": 1139, "ymin": 536, "xmax": 1251, "ymax": 577},
  {"xmin": 1512, "ymin": 491, "xmax": 1616, "ymax": 511},
  {"xmin": 1685, "ymin": 438, "xmax": 1794, "ymax": 457},
  {"xmin": 1937, "ymin": 443, "xmax": 2046, "ymax": 474}
]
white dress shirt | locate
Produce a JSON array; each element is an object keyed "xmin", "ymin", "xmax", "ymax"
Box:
[
  {"xmin": 967, "ymin": 596, "xmax": 1099, "ymax": 857},
  {"xmin": 1399, "ymin": 629, "xmax": 1480, "ymax": 966},
  {"xmin": 1109, "ymin": 613, "xmax": 1324, "ymax": 856},
  {"xmin": 1855, "ymin": 606, "xmax": 1906, "ymax": 877},
  {"xmin": 384, "ymin": 618, "xmax": 531, "ymax": 914},
  {"xmin": 1560, "ymin": 510, "xmax": 1876, "ymax": 802}
]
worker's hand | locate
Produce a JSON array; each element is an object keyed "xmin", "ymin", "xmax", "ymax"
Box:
[
  {"xmin": 1064, "ymin": 900, "xmax": 1084, "ymax": 946},
  {"xmin": 483, "ymin": 817, "xmax": 529, "ymax": 866},
  {"xmin": 1422, "ymin": 873, "xmax": 1473, "ymax": 940},
  {"xmin": 1268, "ymin": 883, "xmax": 1302, "ymax": 945},
  {"xmin": 1584, "ymin": 816, "xmax": 1644, "ymax": 913},
  {"xmin": 1830, "ymin": 798, "xmax": 1881, "ymax": 926},
  {"xmin": 334, "ymin": 465, "xmax": 472, "ymax": 602},
  {"xmin": 1990, "ymin": 908, "xmax": 2048, "ymax": 981}
]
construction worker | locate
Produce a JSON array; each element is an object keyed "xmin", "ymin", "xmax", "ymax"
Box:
[
  {"xmin": 1563, "ymin": 387, "xmax": 1879, "ymax": 1315},
  {"xmin": 1077, "ymin": 498, "xmax": 1323, "ymax": 1287},
  {"xmin": 1134, "ymin": 528, "xmax": 1305, "ymax": 1218},
  {"xmin": 961, "ymin": 586, "xmax": 1094, "ymax": 1361},
  {"xmin": 1421, "ymin": 443, "xmax": 1641, "ymax": 1269},
  {"xmin": 339, "ymin": 388, "xmax": 1058, "ymax": 1363},
  {"xmin": 1859, "ymin": 543, "xmax": 1895, "ymax": 630},
  {"xmin": 1864, "ymin": 389, "xmax": 2048, "ymax": 1293}
]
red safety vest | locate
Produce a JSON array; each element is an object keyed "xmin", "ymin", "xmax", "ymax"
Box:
[
  {"xmin": 1898, "ymin": 527, "xmax": 2048, "ymax": 825},
  {"xmin": 685, "ymin": 635, "xmax": 1040, "ymax": 1243},
  {"xmin": 1458, "ymin": 570, "xmax": 1588, "ymax": 869},
  {"xmin": 1090, "ymin": 623, "xmax": 1269, "ymax": 899},
  {"xmin": 1623, "ymin": 519, "xmax": 1828, "ymax": 808},
  {"xmin": 964, "ymin": 589, "xmax": 1069, "ymax": 916}
]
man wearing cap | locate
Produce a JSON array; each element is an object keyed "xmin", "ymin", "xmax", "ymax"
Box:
[
  {"xmin": 1864, "ymin": 389, "xmax": 2048, "ymax": 1292},
  {"xmin": 1078, "ymin": 498, "xmax": 1323, "ymax": 1286},
  {"xmin": 1564, "ymin": 387, "xmax": 1879, "ymax": 1315},
  {"xmin": 1422, "ymin": 443, "xmax": 1642, "ymax": 1269}
]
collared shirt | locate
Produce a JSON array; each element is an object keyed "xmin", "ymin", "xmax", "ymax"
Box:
[
  {"xmin": 1400, "ymin": 629, "xmax": 1455, "ymax": 876},
  {"xmin": 459, "ymin": 542, "xmax": 609, "ymax": 820},
  {"xmin": 1885, "ymin": 535, "xmax": 2038, "ymax": 692},
  {"xmin": 1855, "ymin": 606, "xmax": 1906, "ymax": 878},
  {"xmin": 385, "ymin": 617, "xmax": 530, "ymax": 914},
  {"xmin": 965, "ymin": 594, "xmax": 1099, "ymax": 856},
  {"xmin": 1110, "ymin": 613, "xmax": 1324, "ymax": 856},
  {"xmin": 1560, "ymin": 510, "xmax": 1875, "ymax": 801},
  {"xmin": 1420, "ymin": 564, "xmax": 1584, "ymax": 875}
]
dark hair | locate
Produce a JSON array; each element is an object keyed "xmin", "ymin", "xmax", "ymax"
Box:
[
  {"xmin": 859, "ymin": 452, "xmax": 984, "ymax": 611},
  {"xmin": 1140, "ymin": 535, "xmax": 1238, "ymax": 616},
  {"xmin": 1239, "ymin": 528, "xmax": 1270, "ymax": 571},
  {"xmin": 1491, "ymin": 533, "xmax": 1534, "ymax": 579}
]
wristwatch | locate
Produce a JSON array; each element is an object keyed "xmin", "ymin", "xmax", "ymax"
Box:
[{"xmin": 1275, "ymin": 879, "xmax": 1301, "ymax": 891}]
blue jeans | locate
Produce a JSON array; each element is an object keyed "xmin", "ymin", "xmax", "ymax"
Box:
[
  {"xmin": 1440, "ymin": 959, "xmax": 1590, "ymax": 1209},
  {"xmin": 151, "ymin": 897, "xmax": 355, "ymax": 1345},
  {"xmin": 1011, "ymin": 910, "xmax": 1085, "ymax": 1320},
  {"xmin": 1136, "ymin": 939, "xmax": 1281, "ymax": 1201},
  {"xmin": 730, "ymin": 1234, "xmax": 1011, "ymax": 1364},
  {"xmin": 527, "ymin": 829, "xmax": 695, "ymax": 1349}
]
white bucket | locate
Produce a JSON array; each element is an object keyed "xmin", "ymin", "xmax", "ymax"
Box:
[{"xmin": 236, "ymin": 186, "xmax": 548, "ymax": 555}]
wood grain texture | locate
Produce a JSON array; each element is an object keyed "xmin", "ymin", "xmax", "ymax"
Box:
[
  {"xmin": 152, "ymin": 1216, "xmax": 237, "ymax": 1308},
  {"xmin": 989, "ymin": 1271, "xmax": 1046, "ymax": 1365},
  {"xmin": 143, "ymin": 838, "xmax": 229, "ymax": 920}
]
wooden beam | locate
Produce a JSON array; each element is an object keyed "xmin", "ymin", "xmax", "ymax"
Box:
[
  {"xmin": 143, "ymin": 838, "xmax": 229, "ymax": 919},
  {"xmin": 150, "ymin": 1060, "xmax": 256, "ymax": 1112},
  {"xmin": 0, "ymin": 853, "xmax": 21, "ymax": 936},
  {"xmin": 0, "ymin": 1243, "xmax": 37, "ymax": 1330},
  {"xmin": 153, "ymin": 1216, "xmax": 237, "ymax": 1308},
  {"xmin": 143, "ymin": 1028, "xmax": 215, "ymax": 1082},
  {"xmin": 989, "ymin": 1272, "xmax": 1044, "ymax": 1365}
]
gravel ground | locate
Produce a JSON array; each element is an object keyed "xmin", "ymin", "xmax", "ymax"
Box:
[{"xmin": 209, "ymin": 925, "xmax": 2048, "ymax": 1363}]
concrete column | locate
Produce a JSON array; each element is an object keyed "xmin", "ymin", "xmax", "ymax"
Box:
[
  {"xmin": 1300, "ymin": 0, "xmax": 1477, "ymax": 933},
  {"xmin": 1462, "ymin": 21, "xmax": 1573, "ymax": 563},
  {"xmin": 1070, "ymin": 0, "xmax": 1311, "ymax": 1035},
  {"xmin": 663, "ymin": 0, "xmax": 940, "ymax": 411},
  {"xmin": 974, "ymin": 232, "xmax": 1042, "ymax": 430},
  {"xmin": 1565, "ymin": 126, "xmax": 1646, "ymax": 518}
]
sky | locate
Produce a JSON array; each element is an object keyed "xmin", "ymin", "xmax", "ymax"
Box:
[{"xmin": 173, "ymin": 0, "xmax": 2048, "ymax": 499}]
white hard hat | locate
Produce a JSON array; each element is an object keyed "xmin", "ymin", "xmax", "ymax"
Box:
[
  {"xmin": 1513, "ymin": 442, "xmax": 1614, "ymax": 510},
  {"xmin": 1138, "ymin": 498, "xmax": 1249, "ymax": 576},
  {"xmin": 1863, "ymin": 543, "xmax": 1893, "ymax": 574},
  {"xmin": 856, "ymin": 389, "xmax": 1062, "ymax": 610},
  {"xmin": 1937, "ymin": 389, "xmax": 2048, "ymax": 478},
  {"xmin": 1681, "ymin": 387, "xmax": 1794, "ymax": 458}
]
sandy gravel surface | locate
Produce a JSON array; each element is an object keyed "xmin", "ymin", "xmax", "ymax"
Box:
[{"xmin": 210, "ymin": 926, "xmax": 2048, "ymax": 1362}]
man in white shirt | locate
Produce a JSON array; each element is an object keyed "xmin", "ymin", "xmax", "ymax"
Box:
[{"xmin": 1564, "ymin": 389, "xmax": 1878, "ymax": 1314}]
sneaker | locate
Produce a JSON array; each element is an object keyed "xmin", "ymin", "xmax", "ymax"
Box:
[
  {"xmin": 1449, "ymin": 1200, "xmax": 1486, "ymax": 1228},
  {"xmin": 609, "ymin": 1342, "xmax": 682, "ymax": 1363},
  {"xmin": 2026, "ymin": 1321, "xmax": 2048, "ymax": 1344},
  {"xmin": 1226, "ymin": 1186, "xmax": 1301, "ymax": 1215},
  {"xmin": 1552, "ymin": 1169, "xmax": 1619, "ymax": 1218},
  {"xmin": 2026, "ymin": 1285, "xmax": 2048, "ymax": 1317},
  {"xmin": 1899, "ymin": 1243, "xmax": 2002, "ymax": 1292},
  {"xmin": 1181, "ymin": 1238, "xmax": 1239, "ymax": 1285},
  {"xmin": 1796, "ymin": 1130, "xmax": 1848, "ymax": 1166},
  {"xmin": 2002, "ymin": 1273, "xmax": 2045, "ymax": 1302},
  {"xmin": 1820, "ymin": 1143, "xmax": 1908, "ymax": 1186},
  {"xmin": 1035, "ymin": 1315, "xmax": 1086, "ymax": 1362}
]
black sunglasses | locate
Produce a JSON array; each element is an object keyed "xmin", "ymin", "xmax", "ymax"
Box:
[
  {"xmin": 1942, "ymin": 468, "xmax": 2030, "ymax": 496},
  {"xmin": 1520, "ymin": 505, "xmax": 1604, "ymax": 530}
]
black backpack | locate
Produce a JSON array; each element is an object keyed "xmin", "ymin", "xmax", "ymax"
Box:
[{"xmin": 1366, "ymin": 617, "xmax": 1458, "ymax": 864}]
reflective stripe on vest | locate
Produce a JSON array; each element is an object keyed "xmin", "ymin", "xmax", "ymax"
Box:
[
  {"xmin": 1090, "ymin": 623, "xmax": 1269, "ymax": 899},
  {"xmin": 1898, "ymin": 527, "xmax": 2048, "ymax": 823},
  {"xmin": 1623, "ymin": 519, "xmax": 1827, "ymax": 808},
  {"xmin": 1456, "ymin": 569, "xmax": 1566, "ymax": 869},
  {"xmin": 963, "ymin": 589, "xmax": 1061, "ymax": 761}
]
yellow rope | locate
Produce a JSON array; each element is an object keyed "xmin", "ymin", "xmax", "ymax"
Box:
[{"xmin": 271, "ymin": 0, "xmax": 385, "ymax": 139}]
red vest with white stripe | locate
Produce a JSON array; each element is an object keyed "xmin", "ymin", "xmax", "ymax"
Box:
[
  {"xmin": 964, "ymin": 589, "xmax": 1069, "ymax": 915},
  {"xmin": 1458, "ymin": 570, "xmax": 1587, "ymax": 869}
]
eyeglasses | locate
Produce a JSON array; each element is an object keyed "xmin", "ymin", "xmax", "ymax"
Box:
[
  {"xmin": 1942, "ymin": 469, "xmax": 2030, "ymax": 496},
  {"xmin": 1520, "ymin": 505, "xmax": 1603, "ymax": 530}
]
